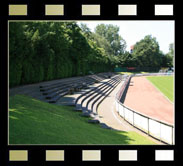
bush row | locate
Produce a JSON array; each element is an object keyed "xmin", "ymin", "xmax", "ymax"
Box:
[{"xmin": 9, "ymin": 22, "xmax": 112, "ymax": 87}]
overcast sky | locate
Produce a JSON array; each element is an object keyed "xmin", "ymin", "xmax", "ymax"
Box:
[{"xmin": 78, "ymin": 21, "xmax": 174, "ymax": 54}]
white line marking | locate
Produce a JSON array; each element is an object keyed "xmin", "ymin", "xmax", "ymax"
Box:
[{"xmin": 111, "ymin": 102, "xmax": 124, "ymax": 125}]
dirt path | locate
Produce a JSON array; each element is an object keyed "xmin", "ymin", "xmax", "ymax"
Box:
[
  {"xmin": 98, "ymin": 81, "xmax": 135, "ymax": 131},
  {"xmin": 124, "ymin": 76, "xmax": 174, "ymax": 125},
  {"xmin": 97, "ymin": 81, "xmax": 163, "ymax": 144}
]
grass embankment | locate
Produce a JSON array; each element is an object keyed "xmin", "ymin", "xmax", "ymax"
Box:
[
  {"xmin": 146, "ymin": 76, "xmax": 174, "ymax": 102},
  {"xmin": 9, "ymin": 95, "xmax": 156, "ymax": 145}
]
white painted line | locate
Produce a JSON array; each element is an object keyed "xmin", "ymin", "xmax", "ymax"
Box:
[
  {"xmin": 111, "ymin": 102, "xmax": 124, "ymax": 125},
  {"xmin": 146, "ymin": 77, "xmax": 173, "ymax": 104}
]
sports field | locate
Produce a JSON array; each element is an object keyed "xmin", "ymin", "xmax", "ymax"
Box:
[
  {"xmin": 124, "ymin": 76, "xmax": 174, "ymax": 124},
  {"xmin": 146, "ymin": 76, "xmax": 174, "ymax": 102}
]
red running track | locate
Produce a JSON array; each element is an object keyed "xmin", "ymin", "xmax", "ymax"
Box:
[{"xmin": 123, "ymin": 76, "xmax": 174, "ymax": 125}]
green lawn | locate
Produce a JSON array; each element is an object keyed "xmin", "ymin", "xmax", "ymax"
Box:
[
  {"xmin": 146, "ymin": 76, "xmax": 174, "ymax": 102},
  {"xmin": 9, "ymin": 95, "xmax": 156, "ymax": 145}
]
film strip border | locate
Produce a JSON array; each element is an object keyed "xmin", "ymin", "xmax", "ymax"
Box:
[
  {"xmin": 6, "ymin": 1, "xmax": 176, "ymax": 19},
  {"xmin": 2, "ymin": 1, "xmax": 180, "ymax": 166},
  {"xmin": 7, "ymin": 149, "xmax": 175, "ymax": 162}
]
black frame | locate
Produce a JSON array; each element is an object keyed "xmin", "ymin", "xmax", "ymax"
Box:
[{"xmin": 1, "ymin": 0, "xmax": 181, "ymax": 166}]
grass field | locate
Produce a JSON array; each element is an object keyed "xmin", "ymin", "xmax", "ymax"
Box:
[
  {"xmin": 9, "ymin": 95, "xmax": 156, "ymax": 145},
  {"xmin": 146, "ymin": 76, "xmax": 174, "ymax": 102}
]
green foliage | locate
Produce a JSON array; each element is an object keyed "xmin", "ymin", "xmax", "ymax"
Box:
[
  {"xmin": 132, "ymin": 35, "xmax": 161, "ymax": 67},
  {"xmin": 9, "ymin": 22, "xmax": 172, "ymax": 87},
  {"xmin": 9, "ymin": 22, "xmax": 114, "ymax": 87},
  {"xmin": 95, "ymin": 24, "xmax": 126, "ymax": 56},
  {"xmin": 118, "ymin": 52, "xmax": 137, "ymax": 67},
  {"xmin": 9, "ymin": 59, "xmax": 22, "ymax": 87},
  {"xmin": 161, "ymin": 54, "xmax": 173, "ymax": 67},
  {"xmin": 9, "ymin": 23, "xmax": 25, "ymax": 87},
  {"xmin": 168, "ymin": 43, "xmax": 174, "ymax": 57},
  {"xmin": 162, "ymin": 43, "xmax": 174, "ymax": 67},
  {"xmin": 116, "ymin": 35, "xmax": 173, "ymax": 71}
]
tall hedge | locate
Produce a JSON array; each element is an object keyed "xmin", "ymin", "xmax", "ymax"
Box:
[{"xmin": 9, "ymin": 22, "xmax": 112, "ymax": 87}]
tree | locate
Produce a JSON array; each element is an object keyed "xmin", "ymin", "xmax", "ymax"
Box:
[
  {"xmin": 165, "ymin": 43, "xmax": 174, "ymax": 67},
  {"xmin": 168, "ymin": 43, "xmax": 174, "ymax": 57},
  {"xmin": 9, "ymin": 22, "xmax": 123, "ymax": 87},
  {"xmin": 95, "ymin": 24, "xmax": 126, "ymax": 56},
  {"xmin": 132, "ymin": 35, "xmax": 162, "ymax": 69},
  {"xmin": 92, "ymin": 33, "xmax": 113, "ymax": 59},
  {"xmin": 9, "ymin": 22, "xmax": 27, "ymax": 87},
  {"xmin": 118, "ymin": 51, "xmax": 137, "ymax": 67},
  {"xmin": 161, "ymin": 49, "xmax": 173, "ymax": 68},
  {"xmin": 79, "ymin": 23, "xmax": 93, "ymax": 39}
]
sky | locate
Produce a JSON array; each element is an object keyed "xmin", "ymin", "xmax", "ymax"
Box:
[{"xmin": 78, "ymin": 21, "xmax": 174, "ymax": 54}]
